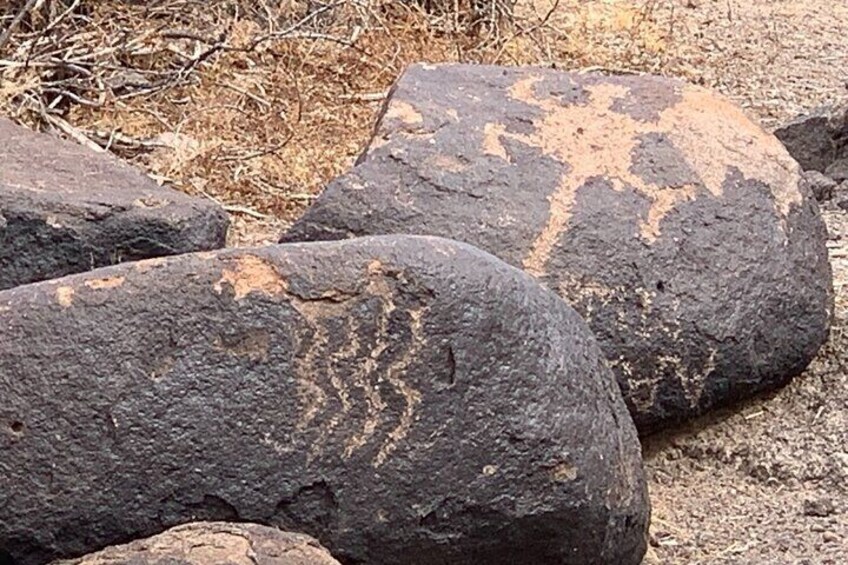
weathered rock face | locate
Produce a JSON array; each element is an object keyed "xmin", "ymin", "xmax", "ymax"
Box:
[
  {"xmin": 0, "ymin": 235, "xmax": 648, "ymax": 565},
  {"xmin": 0, "ymin": 118, "xmax": 228, "ymax": 290},
  {"xmin": 51, "ymin": 522, "xmax": 340, "ymax": 565},
  {"xmin": 281, "ymin": 63, "xmax": 834, "ymax": 433},
  {"xmin": 801, "ymin": 170, "xmax": 838, "ymax": 202},
  {"xmin": 774, "ymin": 100, "xmax": 848, "ymax": 173}
]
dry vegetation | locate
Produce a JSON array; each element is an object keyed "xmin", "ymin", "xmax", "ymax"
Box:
[{"xmin": 0, "ymin": 0, "xmax": 684, "ymax": 243}]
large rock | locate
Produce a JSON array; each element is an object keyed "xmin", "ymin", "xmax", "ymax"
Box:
[
  {"xmin": 281, "ymin": 63, "xmax": 834, "ymax": 433},
  {"xmin": 0, "ymin": 235, "xmax": 648, "ymax": 565},
  {"xmin": 0, "ymin": 118, "xmax": 228, "ymax": 290},
  {"xmin": 773, "ymin": 99, "xmax": 848, "ymax": 173},
  {"xmin": 52, "ymin": 522, "xmax": 340, "ymax": 565}
]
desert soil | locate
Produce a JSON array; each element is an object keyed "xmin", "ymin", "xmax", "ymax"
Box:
[{"xmin": 629, "ymin": 2, "xmax": 848, "ymax": 563}]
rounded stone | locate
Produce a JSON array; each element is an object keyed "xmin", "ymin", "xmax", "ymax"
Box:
[
  {"xmin": 0, "ymin": 235, "xmax": 648, "ymax": 565},
  {"xmin": 50, "ymin": 522, "xmax": 341, "ymax": 565}
]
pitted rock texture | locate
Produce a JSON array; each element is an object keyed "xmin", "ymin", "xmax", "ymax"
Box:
[
  {"xmin": 774, "ymin": 99, "xmax": 848, "ymax": 173},
  {"xmin": 0, "ymin": 118, "xmax": 228, "ymax": 290},
  {"xmin": 281, "ymin": 63, "xmax": 834, "ymax": 433},
  {"xmin": 51, "ymin": 522, "xmax": 340, "ymax": 565},
  {"xmin": 0, "ymin": 235, "xmax": 648, "ymax": 565}
]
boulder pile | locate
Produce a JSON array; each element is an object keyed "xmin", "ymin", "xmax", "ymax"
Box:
[
  {"xmin": 0, "ymin": 64, "xmax": 835, "ymax": 564},
  {"xmin": 774, "ymin": 101, "xmax": 848, "ymax": 211},
  {"xmin": 282, "ymin": 63, "xmax": 834, "ymax": 433}
]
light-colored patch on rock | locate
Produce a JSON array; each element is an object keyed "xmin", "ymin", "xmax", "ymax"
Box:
[
  {"xmin": 215, "ymin": 254, "xmax": 287, "ymax": 301},
  {"xmin": 84, "ymin": 276, "xmax": 125, "ymax": 290},
  {"xmin": 482, "ymin": 122, "xmax": 511, "ymax": 162},
  {"xmin": 57, "ymin": 522, "xmax": 340, "ymax": 565},
  {"xmin": 133, "ymin": 257, "xmax": 168, "ymax": 272},
  {"xmin": 56, "ymin": 286, "xmax": 75, "ymax": 308},
  {"xmin": 426, "ymin": 153, "xmax": 468, "ymax": 173},
  {"xmin": 133, "ymin": 196, "xmax": 170, "ymax": 209},
  {"xmin": 149, "ymin": 356, "xmax": 175, "ymax": 382},
  {"xmin": 384, "ymin": 100, "xmax": 424, "ymax": 126},
  {"xmin": 551, "ymin": 461, "xmax": 579, "ymax": 482},
  {"xmin": 484, "ymin": 75, "xmax": 802, "ymax": 277},
  {"xmin": 213, "ymin": 330, "xmax": 271, "ymax": 362}
]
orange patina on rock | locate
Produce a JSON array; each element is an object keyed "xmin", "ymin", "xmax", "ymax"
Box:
[
  {"xmin": 84, "ymin": 276, "xmax": 125, "ymax": 290},
  {"xmin": 214, "ymin": 254, "xmax": 287, "ymax": 300}
]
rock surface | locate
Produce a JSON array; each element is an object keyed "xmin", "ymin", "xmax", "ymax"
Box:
[
  {"xmin": 0, "ymin": 235, "xmax": 648, "ymax": 565},
  {"xmin": 281, "ymin": 63, "xmax": 834, "ymax": 433},
  {"xmin": 801, "ymin": 170, "xmax": 838, "ymax": 202},
  {"xmin": 773, "ymin": 100, "xmax": 848, "ymax": 173},
  {"xmin": 51, "ymin": 522, "xmax": 340, "ymax": 565},
  {"xmin": 0, "ymin": 118, "xmax": 228, "ymax": 290}
]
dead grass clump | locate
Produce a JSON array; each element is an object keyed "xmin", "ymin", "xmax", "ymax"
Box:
[{"xmin": 0, "ymin": 1, "xmax": 681, "ymax": 243}]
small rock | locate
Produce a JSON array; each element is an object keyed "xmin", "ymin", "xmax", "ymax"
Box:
[
  {"xmin": 822, "ymin": 531, "xmax": 840, "ymax": 544},
  {"xmin": 803, "ymin": 498, "xmax": 835, "ymax": 517},
  {"xmin": 802, "ymin": 170, "xmax": 838, "ymax": 201},
  {"xmin": 774, "ymin": 100, "xmax": 848, "ymax": 172},
  {"xmin": 51, "ymin": 522, "xmax": 341, "ymax": 564},
  {"xmin": 825, "ymin": 157, "xmax": 848, "ymax": 183}
]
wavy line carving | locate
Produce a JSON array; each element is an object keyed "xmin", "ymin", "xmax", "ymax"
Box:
[{"xmin": 285, "ymin": 261, "xmax": 429, "ymax": 467}]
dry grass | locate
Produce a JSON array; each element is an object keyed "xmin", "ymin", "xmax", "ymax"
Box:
[{"xmin": 0, "ymin": 0, "xmax": 681, "ymax": 243}]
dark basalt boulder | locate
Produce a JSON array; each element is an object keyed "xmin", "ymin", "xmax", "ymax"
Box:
[
  {"xmin": 773, "ymin": 99, "xmax": 848, "ymax": 173},
  {"xmin": 281, "ymin": 63, "xmax": 833, "ymax": 434},
  {"xmin": 0, "ymin": 118, "xmax": 228, "ymax": 290},
  {"xmin": 51, "ymin": 522, "xmax": 341, "ymax": 565},
  {"xmin": 0, "ymin": 235, "xmax": 648, "ymax": 565}
]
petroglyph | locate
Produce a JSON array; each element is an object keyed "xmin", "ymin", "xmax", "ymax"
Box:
[
  {"xmin": 482, "ymin": 76, "xmax": 803, "ymax": 277},
  {"xmin": 343, "ymin": 271, "xmax": 393, "ymax": 459},
  {"xmin": 272, "ymin": 259, "xmax": 430, "ymax": 465},
  {"xmin": 288, "ymin": 298, "xmax": 359, "ymax": 459},
  {"xmin": 374, "ymin": 307, "xmax": 425, "ymax": 468},
  {"xmin": 290, "ymin": 310, "xmax": 329, "ymax": 434}
]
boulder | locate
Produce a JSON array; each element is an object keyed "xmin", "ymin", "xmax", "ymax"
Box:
[
  {"xmin": 773, "ymin": 99, "xmax": 848, "ymax": 173},
  {"xmin": 281, "ymin": 63, "xmax": 834, "ymax": 433},
  {"xmin": 0, "ymin": 118, "xmax": 228, "ymax": 290},
  {"xmin": 51, "ymin": 522, "xmax": 340, "ymax": 565},
  {"xmin": 0, "ymin": 235, "xmax": 648, "ymax": 565}
]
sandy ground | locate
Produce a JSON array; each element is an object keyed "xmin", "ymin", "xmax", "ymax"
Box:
[{"xmin": 632, "ymin": 1, "xmax": 848, "ymax": 563}]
